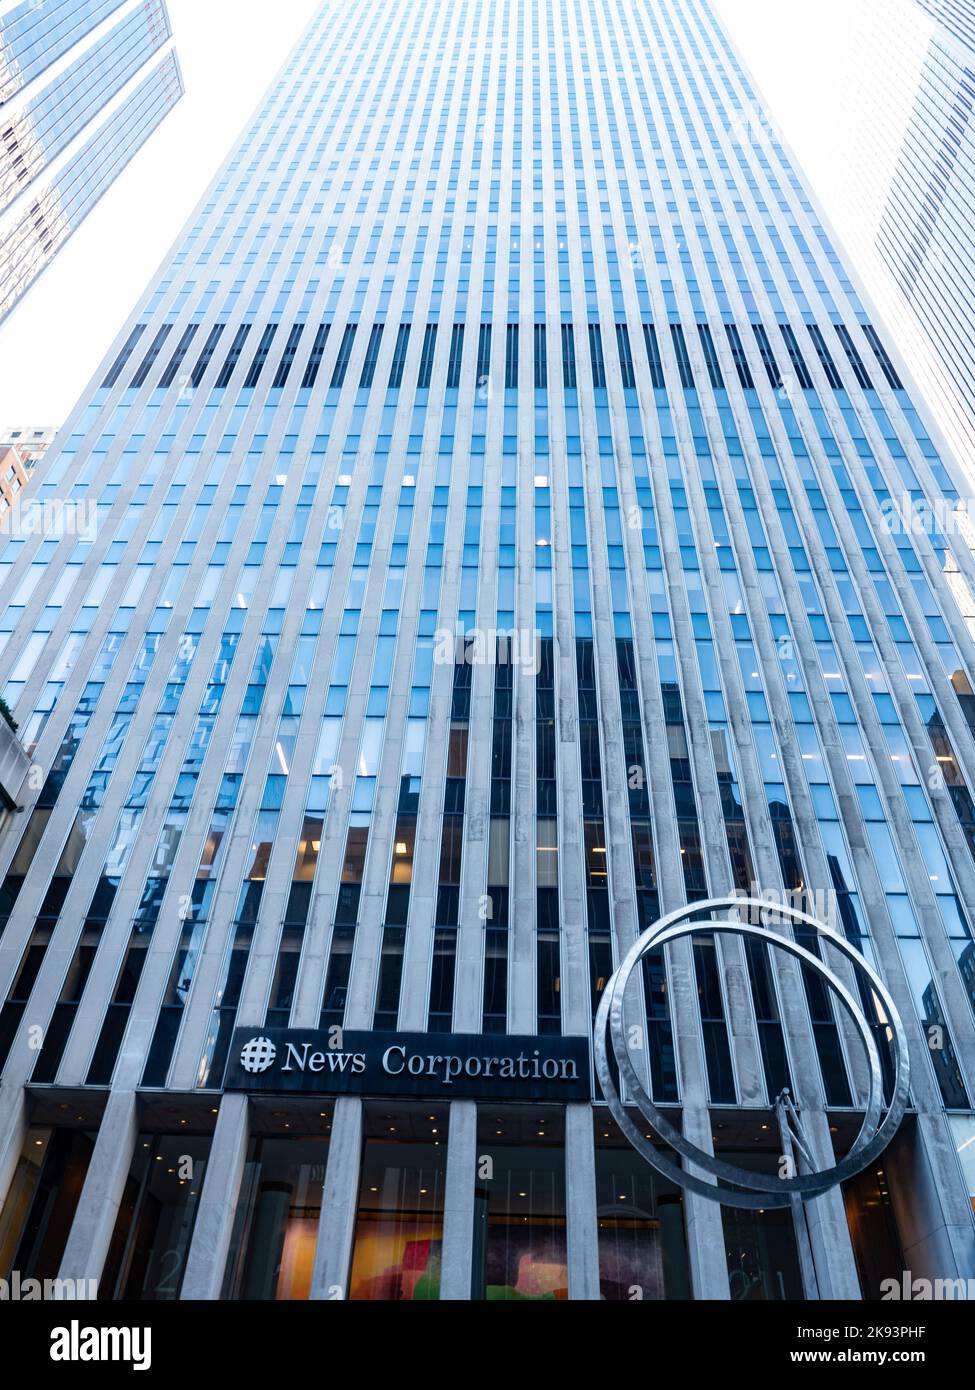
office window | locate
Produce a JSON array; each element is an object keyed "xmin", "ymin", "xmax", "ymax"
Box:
[
  {"xmin": 189, "ymin": 322, "xmax": 225, "ymax": 387},
  {"xmin": 561, "ymin": 322, "xmax": 577, "ymax": 389},
  {"xmin": 130, "ymin": 324, "xmax": 172, "ymax": 388},
  {"xmin": 387, "ymin": 322, "xmax": 411, "ymax": 388},
  {"xmin": 724, "ymin": 323, "xmax": 754, "ymax": 389},
  {"xmin": 835, "ymin": 323, "xmax": 873, "ymax": 390},
  {"xmin": 476, "ymin": 322, "xmax": 493, "ymax": 381},
  {"xmin": 223, "ymin": 1130, "xmax": 331, "ymax": 1300},
  {"xmin": 215, "ymin": 323, "xmax": 252, "ymax": 388},
  {"xmin": 697, "ymin": 323, "xmax": 724, "ymax": 388},
  {"xmin": 101, "ymin": 323, "xmax": 146, "ymax": 388},
  {"xmin": 353, "ymin": 322, "xmax": 382, "ymax": 388},
  {"xmin": 779, "ymin": 324, "xmax": 813, "ymax": 389},
  {"xmin": 533, "ymin": 323, "xmax": 547, "ymax": 388},
  {"xmin": 301, "ymin": 322, "xmax": 332, "ymax": 388},
  {"xmin": 670, "ymin": 323, "xmax": 695, "ymax": 389},
  {"xmin": 417, "ymin": 324, "xmax": 438, "ymax": 388},
  {"xmin": 329, "ymin": 323, "xmax": 359, "ymax": 388},
  {"xmin": 474, "ymin": 1107, "xmax": 567, "ymax": 1300},
  {"xmin": 616, "ymin": 322, "xmax": 636, "ymax": 389},
  {"xmin": 446, "ymin": 323, "xmax": 465, "ymax": 388},
  {"xmin": 862, "ymin": 324, "xmax": 903, "ymax": 391},
  {"xmin": 272, "ymin": 322, "xmax": 306, "ymax": 388},
  {"xmin": 243, "ymin": 323, "xmax": 279, "ymax": 388},
  {"xmin": 806, "ymin": 324, "xmax": 842, "ymax": 389},
  {"xmin": 158, "ymin": 323, "xmax": 199, "ymax": 388},
  {"xmin": 643, "ymin": 323, "xmax": 665, "ymax": 388},
  {"xmin": 588, "ymin": 322, "xmax": 606, "ymax": 389},
  {"xmin": 751, "ymin": 323, "xmax": 782, "ymax": 390},
  {"xmin": 505, "ymin": 322, "xmax": 519, "ymax": 389}
]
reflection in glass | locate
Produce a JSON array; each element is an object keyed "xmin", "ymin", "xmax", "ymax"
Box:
[
  {"xmin": 0, "ymin": 1126, "xmax": 95, "ymax": 1281},
  {"xmin": 948, "ymin": 1114, "xmax": 975, "ymax": 1216},
  {"xmin": 101, "ymin": 1133, "xmax": 211, "ymax": 1299},
  {"xmin": 843, "ymin": 1160, "xmax": 904, "ymax": 1300},
  {"xmin": 223, "ymin": 1134, "xmax": 330, "ymax": 1300},
  {"xmin": 719, "ymin": 1149, "xmax": 803, "ymax": 1300},
  {"xmin": 474, "ymin": 1107, "xmax": 567, "ymax": 1300},
  {"xmin": 349, "ymin": 1120, "xmax": 448, "ymax": 1300},
  {"xmin": 595, "ymin": 1116, "xmax": 690, "ymax": 1299}
]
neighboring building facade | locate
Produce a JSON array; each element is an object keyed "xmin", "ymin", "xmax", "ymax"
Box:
[
  {"xmin": 0, "ymin": 446, "xmax": 26, "ymax": 519},
  {"xmin": 0, "ymin": 431, "xmax": 56, "ymax": 525},
  {"xmin": 0, "ymin": 0, "xmax": 973, "ymax": 1302},
  {"xmin": 873, "ymin": 0, "xmax": 975, "ymax": 478},
  {"xmin": 732, "ymin": 0, "xmax": 975, "ymax": 483},
  {"xmin": 915, "ymin": 0, "xmax": 975, "ymax": 51},
  {"xmin": 0, "ymin": 426, "xmax": 56, "ymax": 468},
  {"xmin": 0, "ymin": 0, "xmax": 183, "ymax": 324}
]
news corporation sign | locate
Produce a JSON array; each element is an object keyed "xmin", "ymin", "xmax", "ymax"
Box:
[{"xmin": 226, "ymin": 1027, "xmax": 592, "ymax": 1102}]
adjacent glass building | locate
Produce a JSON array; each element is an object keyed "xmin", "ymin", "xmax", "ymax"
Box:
[
  {"xmin": 0, "ymin": 0, "xmax": 182, "ymax": 324},
  {"xmin": 753, "ymin": 0, "xmax": 975, "ymax": 484},
  {"xmin": 0, "ymin": 0, "xmax": 974, "ymax": 1301},
  {"xmin": 915, "ymin": 0, "xmax": 975, "ymax": 51}
]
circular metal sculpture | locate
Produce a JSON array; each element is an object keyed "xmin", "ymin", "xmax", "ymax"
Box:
[{"xmin": 594, "ymin": 897, "xmax": 910, "ymax": 1210}]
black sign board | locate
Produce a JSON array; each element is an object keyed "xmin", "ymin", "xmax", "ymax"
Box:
[{"xmin": 225, "ymin": 1027, "xmax": 592, "ymax": 1102}]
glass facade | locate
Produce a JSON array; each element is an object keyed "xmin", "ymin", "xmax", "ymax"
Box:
[
  {"xmin": 0, "ymin": 0, "xmax": 973, "ymax": 1300},
  {"xmin": 0, "ymin": 1123, "xmax": 97, "ymax": 1282},
  {"xmin": 751, "ymin": 0, "xmax": 975, "ymax": 482},
  {"xmin": 349, "ymin": 1105, "xmax": 448, "ymax": 1300},
  {"xmin": 99, "ymin": 1129, "xmax": 212, "ymax": 1300},
  {"xmin": 0, "ymin": 0, "xmax": 181, "ymax": 324},
  {"xmin": 594, "ymin": 1116, "xmax": 690, "ymax": 1300},
  {"xmin": 474, "ymin": 1107, "xmax": 567, "ymax": 1300},
  {"xmin": 0, "ymin": 0, "xmax": 129, "ymax": 103},
  {"xmin": 0, "ymin": 1, "xmax": 173, "ymax": 217},
  {"xmin": 222, "ymin": 1117, "xmax": 331, "ymax": 1301}
]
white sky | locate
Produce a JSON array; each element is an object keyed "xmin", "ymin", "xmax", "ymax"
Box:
[
  {"xmin": 715, "ymin": 0, "xmax": 893, "ymax": 195},
  {"xmin": 0, "ymin": 0, "xmax": 885, "ymax": 429}
]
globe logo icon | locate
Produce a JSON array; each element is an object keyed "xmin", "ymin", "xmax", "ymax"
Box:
[{"xmin": 239, "ymin": 1035, "xmax": 277, "ymax": 1074}]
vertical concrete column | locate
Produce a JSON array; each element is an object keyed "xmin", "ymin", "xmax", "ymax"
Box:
[
  {"xmin": 682, "ymin": 1105, "xmax": 731, "ymax": 1300},
  {"xmin": 801, "ymin": 1110, "xmax": 862, "ymax": 1300},
  {"xmin": 180, "ymin": 1091, "xmax": 249, "ymax": 1300},
  {"xmin": 803, "ymin": 1190, "xmax": 862, "ymax": 1300},
  {"xmin": 440, "ymin": 1098, "xmax": 477, "ymax": 1300},
  {"xmin": 884, "ymin": 1115, "xmax": 975, "ymax": 1282},
  {"xmin": 309, "ymin": 1094, "xmax": 362, "ymax": 1300},
  {"xmin": 0, "ymin": 1084, "xmax": 27, "ymax": 1214},
  {"xmin": 566, "ymin": 1101, "xmax": 600, "ymax": 1300},
  {"xmin": 58, "ymin": 1088, "xmax": 138, "ymax": 1288}
]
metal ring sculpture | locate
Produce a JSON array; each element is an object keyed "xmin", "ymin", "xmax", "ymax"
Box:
[{"xmin": 594, "ymin": 897, "xmax": 911, "ymax": 1209}]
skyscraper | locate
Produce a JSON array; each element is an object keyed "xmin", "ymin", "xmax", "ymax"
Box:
[
  {"xmin": 731, "ymin": 0, "xmax": 975, "ymax": 483},
  {"xmin": 0, "ymin": 0, "xmax": 973, "ymax": 1303},
  {"xmin": 915, "ymin": 0, "xmax": 975, "ymax": 50},
  {"xmin": 0, "ymin": 0, "xmax": 182, "ymax": 324}
]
